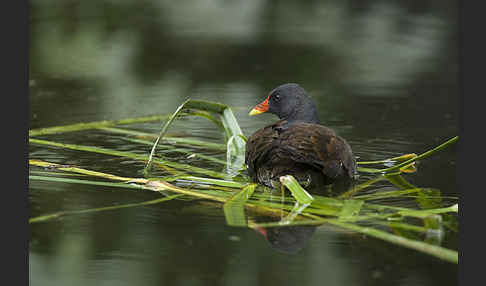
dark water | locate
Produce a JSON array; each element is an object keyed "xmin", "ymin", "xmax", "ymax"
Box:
[{"xmin": 29, "ymin": 1, "xmax": 458, "ymax": 285}]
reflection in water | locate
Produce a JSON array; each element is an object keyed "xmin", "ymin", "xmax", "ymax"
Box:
[
  {"xmin": 255, "ymin": 225, "xmax": 317, "ymax": 255},
  {"xmin": 306, "ymin": 175, "xmax": 357, "ymax": 197}
]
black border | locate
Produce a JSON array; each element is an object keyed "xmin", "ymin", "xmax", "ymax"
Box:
[
  {"xmin": 459, "ymin": 0, "xmax": 481, "ymax": 285},
  {"xmin": 15, "ymin": 0, "xmax": 29, "ymax": 285},
  {"xmin": 0, "ymin": 0, "xmax": 29, "ymax": 282}
]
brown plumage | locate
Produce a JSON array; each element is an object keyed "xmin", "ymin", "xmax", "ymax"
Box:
[{"xmin": 245, "ymin": 83, "xmax": 357, "ymax": 188}]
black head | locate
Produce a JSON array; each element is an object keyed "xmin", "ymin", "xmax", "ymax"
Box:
[{"xmin": 249, "ymin": 83, "xmax": 320, "ymax": 124}]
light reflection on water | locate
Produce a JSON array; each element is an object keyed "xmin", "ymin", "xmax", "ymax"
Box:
[{"xmin": 29, "ymin": 1, "xmax": 458, "ymax": 286}]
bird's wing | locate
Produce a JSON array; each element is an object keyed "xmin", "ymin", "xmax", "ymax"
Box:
[
  {"xmin": 245, "ymin": 123, "xmax": 279, "ymax": 177},
  {"xmin": 276, "ymin": 123, "xmax": 356, "ymax": 178}
]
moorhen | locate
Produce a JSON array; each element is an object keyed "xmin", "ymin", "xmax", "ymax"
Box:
[{"xmin": 245, "ymin": 83, "xmax": 357, "ymax": 188}]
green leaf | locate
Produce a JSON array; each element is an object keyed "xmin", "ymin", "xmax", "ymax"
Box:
[
  {"xmin": 338, "ymin": 199, "xmax": 364, "ymax": 220},
  {"xmin": 223, "ymin": 184, "xmax": 257, "ymax": 226},
  {"xmin": 279, "ymin": 175, "xmax": 314, "ymax": 205}
]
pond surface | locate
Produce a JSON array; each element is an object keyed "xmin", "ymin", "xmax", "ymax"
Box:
[{"xmin": 29, "ymin": 1, "xmax": 458, "ymax": 285}]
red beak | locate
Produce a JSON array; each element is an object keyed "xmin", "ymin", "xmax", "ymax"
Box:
[{"xmin": 249, "ymin": 95, "xmax": 270, "ymax": 116}]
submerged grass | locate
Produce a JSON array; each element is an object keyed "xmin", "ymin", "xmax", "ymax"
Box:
[{"xmin": 29, "ymin": 98, "xmax": 459, "ymax": 264}]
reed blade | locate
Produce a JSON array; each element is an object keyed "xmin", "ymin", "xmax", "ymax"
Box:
[
  {"xmin": 364, "ymin": 136, "xmax": 458, "ymax": 174},
  {"xmin": 279, "ymin": 175, "xmax": 314, "ymax": 205},
  {"xmin": 29, "ymin": 175, "xmax": 144, "ymax": 190},
  {"xmin": 29, "ymin": 114, "xmax": 171, "ymax": 137},
  {"xmin": 223, "ymin": 184, "xmax": 257, "ymax": 226},
  {"xmin": 177, "ymin": 176, "xmax": 245, "ymax": 188},
  {"xmin": 145, "ymin": 99, "xmax": 191, "ymax": 176},
  {"xmin": 142, "ymin": 99, "xmax": 247, "ymax": 177},
  {"xmin": 328, "ymin": 220, "xmax": 458, "ymax": 264},
  {"xmin": 338, "ymin": 199, "xmax": 364, "ymax": 220}
]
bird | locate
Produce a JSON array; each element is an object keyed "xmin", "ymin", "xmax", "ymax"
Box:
[{"xmin": 245, "ymin": 83, "xmax": 357, "ymax": 189}]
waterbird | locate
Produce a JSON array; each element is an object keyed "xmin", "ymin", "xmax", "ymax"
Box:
[{"xmin": 245, "ymin": 83, "xmax": 357, "ymax": 188}]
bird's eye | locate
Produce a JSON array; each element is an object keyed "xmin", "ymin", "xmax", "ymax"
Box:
[{"xmin": 273, "ymin": 94, "xmax": 280, "ymax": 101}]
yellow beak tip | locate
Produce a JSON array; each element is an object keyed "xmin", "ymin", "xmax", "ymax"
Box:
[{"xmin": 249, "ymin": 109, "xmax": 264, "ymax": 116}]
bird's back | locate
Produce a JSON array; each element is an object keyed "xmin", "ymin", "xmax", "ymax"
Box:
[{"xmin": 245, "ymin": 120, "xmax": 357, "ymax": 187}]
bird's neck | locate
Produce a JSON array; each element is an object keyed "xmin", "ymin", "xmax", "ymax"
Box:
[{"xmin": 282, "ymin": 103, "xmax": 320, "ymax": 124}]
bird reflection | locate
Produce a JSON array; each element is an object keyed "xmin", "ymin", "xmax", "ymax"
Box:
[
  {"xmin": 254, "ymin": 225, "xmax": 317, "ymax": 254},
  {"xmin": 249, "ymin": 173, "xmax": 359, "ymax": 254}
]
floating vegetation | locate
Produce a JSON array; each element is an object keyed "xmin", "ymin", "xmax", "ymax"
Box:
[{"xmin": 29, "ymin": 99, "xmax": 459, "ymax": 264}]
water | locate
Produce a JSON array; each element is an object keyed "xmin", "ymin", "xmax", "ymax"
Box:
[{"xmin": 29, "ymin": 1, "xmax": 458, "ymax": 285}]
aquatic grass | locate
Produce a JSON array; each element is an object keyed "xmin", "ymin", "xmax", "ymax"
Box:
[
  {"xmin": 279, "ymin": 202, "xmax": 313, "ymax": 225},
  {"xmin": 29, "ymin": 158, "xmax": 458, "ymax": 262},
  {"xmin": 145, "ymin": 99, "xmax": 192, "ymax": 175},
  {"xmin": 279, "ymin": 175, "xmax": 314, "ymax": 205},
  {"xmin": 176, "ymin": 176, "xmax": 246, "ymax": 188},
  {"xmin": 357, "ymin": 162, "xmax": 417, "ymax": 174},
  {"xmin": 223, "ymin": 184, "xmax": 257, "ymax": 226},
  {"xmin": 377, "ymin": 221, "xmax": 429, "ymax": 234},
  {"xmin": 100, "ymin": 127, "xmax": 227, "ymax": 151},
  {"xmin": 338, "ymin": 199, "xmax": 364, "ymax": 220},
  {"xmin": 30, "ymin": 159, "xmax": 230, "ymax": 201},
  {"xmin": 361, "ymin": 136, "xmax": 458, "ymax": 174},
  {"xmin": 29, "ymin": 160, "xmax": 311, "ymax": 221},
  {"xmin": 353, "ymin": 188, "xmax": 426, "ymax": 200},
  {"xmin": 30, "ymin": 160, "xmax": 452, "ymax": 222},
  {"xmin": 357, "ymin": 153, "xmax": 418, "ymax": 165},
  {"xmin": 356, "ymin": 166, "xmax": 386, "ymax": 173},
  {"xmin": 30, "ymin": 160, "xmax": 345, "ymax": 224},
  {"xmin": 29, "ymin": 114, "xmax": 173, "ymax": 137},
  {"xmin": 383, "ymin": 172, "xmax": 417, "ymax": 189},
  {"xmin": 29, "ymin": 159, "xmax": 148, "ymax": 184},
  {"xmin": 178, "ymin": 109, "xmax": 225, "ymax": 130},
  {"xmin": 338, "ymin": 175, "xmax": 387, "ymax": 198},
  {"xmin": 122, "ymin": 137, "xmax": 228, "ymax": 165},
  {"xmin": 29, "ymin": 170, "xmax": 88, "ymax": 177},
  {"xmin": 144, "ymin": 99, "xmax": 246, "ymax": 176},
  {"xmin": 396, "ymin": 204, "xmax": 458, "ymax": 218},
  {"xmin": 29, "ymin": 139, "xmax": 230, "ymax": 179},
  {"xmin": 338, "ymin": 172, "xmax": 417, "ymax": 199},
  {"xmin": 252, "ymin": 217, "xmax": 457, "ymax": 263},
  {"xmin": 29, "ymin": 175, "xmax": 144, "ymax": 191},
  {"xmin": 28, "ymin": 99, "xmax": 459, "ymax": 263},
  {"xmin": 221, "ymin": 107, "xmax": 246, "ymax": 155},
  {"xmin": 329, "ymin": 220, "xmax": 458, "ymax": 263}
]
